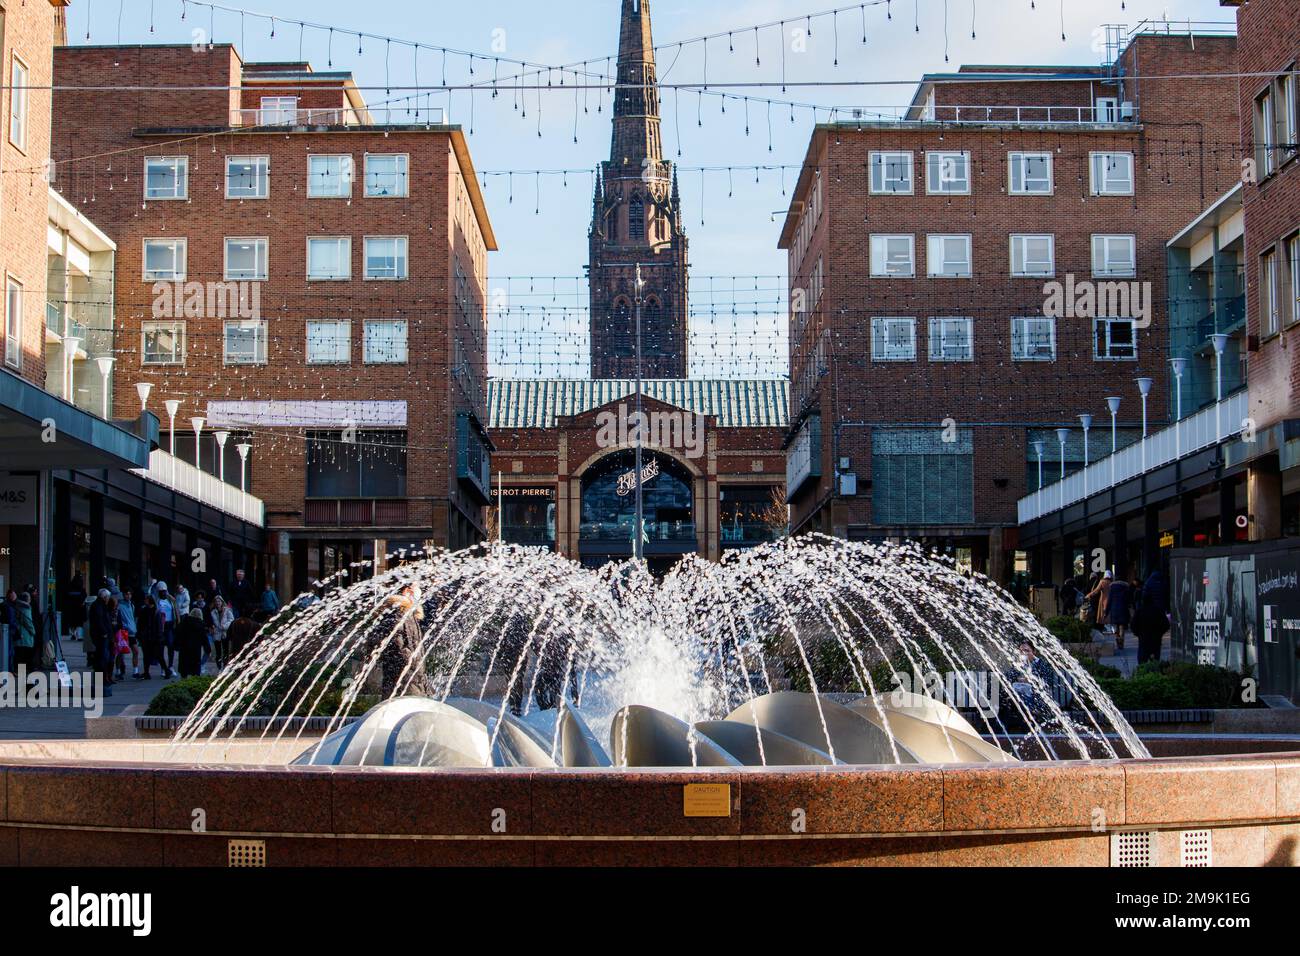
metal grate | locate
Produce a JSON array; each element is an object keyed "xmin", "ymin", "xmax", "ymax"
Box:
[
  {"xmin": 1180, "ymin": 829, "xmax": 1213, "ymax": 867},
  {"xmin": 1110, "ymin": 831, "xmax": 1157, "ymax": 867},
  {"xmin": 228, "ymin": 839, "xmax": 267, "ymax": 868}
]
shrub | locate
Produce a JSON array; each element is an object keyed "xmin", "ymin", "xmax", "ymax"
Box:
[
  {"xmin": 1098, "ymin": 671, "xmax": 1194, "ymax": 710},
  {"xmin": 1044, "ymin": 615, "xmax": 1094, "ymax": 645},
  {"xmin": 1137, "ymin": 661, "xmax": 1249, "ymax": 708},
  {"xmin": 145, "ymin": 676, "xmax": 216, "ymax": 716},
  {"xmin": 1074, "ymin": 656, "xmax": 1121, "ymax": 681}
]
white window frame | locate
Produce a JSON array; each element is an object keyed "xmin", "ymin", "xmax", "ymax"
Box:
[
  {"xmin": 1287, "ymin": 233, "xmax": 1300, "ymax": 329},
  {"xmin": 928, "ymin": 317, "xmax": 974, "ymax": 362},
  {"xmin": 142, "ymin": 238, "xmax": 187, "ymax": 281},
  {"xmin": 1093, "ymin": 317, "xmax": 1138, "ymax": 361},
  {"xmin": 926, "ymin": 234, "xmax": 972, "ymax": 278},
  {"xmin": 1091, "ymin": 234, "xmax": 1136, "ymax": 277},
  {"xmin": 870, "ymin": 317, "xmax": 917, "ymax": 362},
  {"xmin": 925, "ymin": 151, "xmax": 971, "ymax": 194},
  {"xmin": 225, "ymin": 155, "xmax": 270, "ymax": 199},
  {"xmin": 363, "ymin": 319, "xmax": 409, "ymax": 364},
  {"xmin": 363, "ymin": 236, "xmax": 408, "ymax": 280},
  {"xmin": 307, "ymin": 237, "xmax": 352, "ymax": 281},
  {"xmin": 869, "ymin": 234, "xmax": 915, "ymax": 278},
  {"xmin": 306, "ymin": 320, "xmax": 352, "ymax": 365},
  {"xmin": 869, "ymin": 151, "xmax": 914, "ymax": 195},
  {"xmin": 307, "ymin": 154, "xmax": 354, "ymax": 198},
  {"xmin": 1011, "ymin": 316, "xmax": 1057, "ymax": 362},
  {"xmin": 4, "ymin": 276, "xmax": 23, "ymax": 370},
  {"xmin": 144, "ymin": 156, "xmax": 189, "ymax": 200},
  {"xmin": 1010, "ymin": 234, "xmax": 1055, "ymax": 277},
  {"xmin": 9, "ymin": 55, "xmax": 28, "ymax": 152},
  {"xmin": 223, "ymin": 319, "xmax": 268, "ymax": 365},
  {"xmin": 364, "ymin": 153, "xmax": 410, "ymax": 197},
  {"xmin": 1095, "ymin": 97, "xmax": 1119, "ymax": 122},
  {"xmin": 1261, "ymin": 248, "xmax": 1280, "ymax": 338},
  {"xmin": 1089, "ymin": 151, "xmax": 1135, "ymax": 195},
  {"xmin": 223, "ymin": 237, "xmax": 269, "ymax": 281},
  {"xmin": 1008, "ymin": 151, "xmax": 1053, "ymax": 195},
  {"xmin": 141, "ymin": 320, "xmax": 186, "ymax": 366},
  {"xmin": 259, "ymin": 95, "xmax": 299, "ymax": 126}
]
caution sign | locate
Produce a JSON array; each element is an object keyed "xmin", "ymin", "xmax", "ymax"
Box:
[{"xmin": 683, "ymin": 783, "xmax": 731, "ymax": 818}]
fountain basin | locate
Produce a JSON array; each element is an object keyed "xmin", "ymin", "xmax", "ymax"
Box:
[{"xmin": 0, "ymin": 741, "xmax": 1296, "ymax": 866}]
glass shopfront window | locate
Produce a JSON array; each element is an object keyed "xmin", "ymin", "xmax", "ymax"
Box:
[
  {"xmin": 580, "ymin": 451, "xmax": 694, "ymax": 544},
  {"xmin": 496, "ymin": 487, "xmax": 556, "ymax": 548},
  {"xmin": 719, "ymin": 485, "xmax": 781, "ymax": 547}
]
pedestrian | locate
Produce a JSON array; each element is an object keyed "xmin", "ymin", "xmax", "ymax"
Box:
[
  {"xmin": 1107, "ymin": 572, "xmax": 1134, "ymax": 651},
  {"xmin": 1085, "ymin": 571, "xmax": 1111, "ymax": 633},
  {"xmin": 209, "ymin": 595, "xmax": 234, "ymax": 669},
  {"xmin": 117, "ymin": 588, "xmax": 140, "ymax": 679},
  {"xmin": 226, "ymin": 615, "xmax": 256, "ymax": 661},
  {"xmin": 175, "ymin": 608, "xmax": 210, "ymax": 679},
  {"xmin": 12, "ymin": 591, "xmax": 37, "ymax": 681},
  {"xmin": 88, "ymin": 588, "xmax": 118, "ymax": 696},
  {"xmin": 260, "ymin": 582, "xmax": 281, "ymax": 615},
  {"xmin": 2, "ymin": 589, "xmax": 17, "ymax": 672},
  {"xmin": 156, "ymin": 584, "xmax": 177, "ymax": 679},
  {"xmin": 174, "ymin": 583, "xmax": 191, "ymax": 619},
  {"xmin": 135, "ymin": 593, "xmax": 161, "ymax": 680},
  {"xmin": 1133, "ymin": 588, "xmax": 1168, "ymax": 665},
  {"xmin": 231, "ymin": 569, "xmax": 256, "ymax": 617}
]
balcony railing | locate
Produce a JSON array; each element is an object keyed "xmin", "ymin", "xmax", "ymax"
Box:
[
  {"xmin": 581, "ymin": 521, "xmax": 697, "ymax": 543},
  {"xmin": 133, "ymin": 448, "xmax": 265, "ymax": 526},
  {"xmin": 230, "ymin": 106, "xmax": 446, "ymax": 129},
  {"xmin": 877, "ymin": 104, "xmax": 1131, "ymax": 125},
  {"xmin": 1018, "ymin": 390, "xmax": 1249, "ymax": 524}
]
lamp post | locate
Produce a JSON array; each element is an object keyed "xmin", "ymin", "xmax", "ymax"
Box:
[
  {"xmin": 190, "ymin": 416, "xmax": 205, "ymax": 472},
  {"xmin": 164, "ymin": 399, "xmax": 180, "ymax": 483},
  {"xmin": 1106, "ymin": 396, "xmax": 1122, "ymax": 486},
  {"xmin": 1031, "ymin": 440, "xmax": 1045, "ymax": 492},
  {"xmin": 236, "ymin": 443, "xmax": 251, "ymax": 493},
  {"xmin": 1078, "ymin": 414, "xmax": 1093, "ymax": 496},
  {"xmin": 1135, "ymin": 377, "xmax": 1154, "ymax": 470},
  {"xmin": 135, "ymin": 382, "xmax": 153, "ymax": 414},
  {"xmin": 215, "ymin": 431, "xmax": 230, "ymax": 510},
  {"xmin": 62, "ymin": 337, "xmax": 81, "ymax": 402},
  {"xmin": 1056, "ymin": 427, "xmax": 1070, "ymax": 509},
  {"xmin": 1210, "ymin": 333, "xmax": 1229, "ymax": 438},
  {"xmin": 1170, "ymin": 357, "xmax": 1187, "ymax": 457},
  {"xmin": 95, "ymin": 356, "xmax": 115, "ymax": 420},
  {"xmin": 633, "ymin": 264, "xmax": 645, "ymax": 563}
]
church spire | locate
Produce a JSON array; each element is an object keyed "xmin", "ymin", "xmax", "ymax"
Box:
[{"xmin": 610, "ymin": 0, "xmax": 662, "ymax": 168}]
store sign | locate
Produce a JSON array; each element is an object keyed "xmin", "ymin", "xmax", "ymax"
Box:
[
  {"xmin": 0, "ymin": 475, "xmax": 37, "ymax": 526},
  {"xmin": 616, "ymin": 458, "xmax": 660, "ymax": 497},
  {"xmin": 1159, "ymin": 531, "xmax": 1175, "ymax": 549}
]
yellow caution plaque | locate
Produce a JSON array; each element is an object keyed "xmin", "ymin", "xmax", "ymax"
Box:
[{"xmin": 683, "ymin": 783, "xmax": 732, "ymax": 818}]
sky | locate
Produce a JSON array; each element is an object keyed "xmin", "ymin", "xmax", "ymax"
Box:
[{"xmin": 66, "ymin": 0, "xmax": 1236, "ymax": 378}]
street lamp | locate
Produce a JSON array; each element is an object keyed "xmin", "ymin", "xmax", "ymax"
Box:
[
  {"xmin": 1135, "ymin": 377, "xmax": 1154, "ymax": 470},
  {"xmin": 214, "ymin": 430, "xmax": 229, "ymax": 511},
  {"xmin": 164, "ymin": 399, "xmax": 181, "ymax": 483},
  {"xmin": 633, "ymin": 264, "xmax": 646, "ymax": 563},
  {"xmin": 135, "ymin": 382, "xmax": 153, "ymax": 414},
  {"xmin": 1210, "ymin": 333, "xmax": 1229, "ymax": 437},
  {"xmin": 1078, "ymin": 414, "xmax": 1093, "ymax": 495},
  {"xmin": 95, "ymin": 356, "xmax": 115, "ymax": 420},
  {"xmin": 1055, "ymin": 427, "xmax": 1070, "ymax": 509},
  {"xmin": 61, "ymin": 337, "xmax": 81, "ymax": 402},
  {"xmin": 1170, "ymin": 357, "xmax": 1187, "ymax": 457},
  {"xmin": 190, "ymin": 416, "xmax": 205, "ymax": 471},
  {"xmin": 1106, "ymin": 396, "xmax": 1122, "ymax": 486},
  {"xmin": 1031, "ymin": 440, "xmax": 1046, "ymax": 492},
  {"xmin": 236, "ymin": 442, "xmax": 251, "ymax": 493}
]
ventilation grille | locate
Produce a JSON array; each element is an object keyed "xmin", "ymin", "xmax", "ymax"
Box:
[
  {"xmin": 228, "ymin": 839, "xmax": 267, "ymax": 868},
  {"xmin": 1180, "ymin": 829, "xmax": 1212, "ymax": 867},
  {"xmin": 1110, "ymin": 831, "xmax": 1156, "ymax": 867}
]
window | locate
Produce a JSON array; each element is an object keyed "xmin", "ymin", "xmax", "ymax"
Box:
[
  {"xmin": 1255, "ymin": 72, "xmax": 1299, "ymax": 177},
  {"xmin": 4, "ymin": 277, "xmax": 22, "ymax": 370},
  {"xmin": 306, "ymin": 430, "xmax": 407, "ymax": 498},
  {"xmin": 364, "ymin": 319, "xmax": 408, "ymax": 363},
  {"xmin": 1008, "ymin": 152, "xmax": 1052, "ymax": 194},
  {"xmin": 224, "ymin": 319, "xmax": 267, "ymax": 364},
  {"xmin": 224, "ymin": 238, "xmax": 268, "ymax": 281},
  {"xmin": 872, "ymin": 427, "xmax": 974, "ymax": 525},
  {"xmin": 926, "ymin": 235, "xmax": 972, "ymax": 277},
  {"xmin": 142, "ymin": 239, "xmax": 186, "ymax": 281},
  {"xmin": 1287, "ymin": 233, "xmax": 1300, "ymax": 328},
  {"xmin": 1011, "ymin": 317, "xmax": 1056, "ymax": 361},
  {"xmin": 364, "ymin": 154, "xmax": 409, "ymax": 197},
  {"xmin": 307, "ymin": 154, "xmax": 353, "ymax": 197},
  {"xmin": 1090, "ymin": 152, "xmax": 1134, "ymax": 195},
  {"xmin": 364, "ymin": 236, "xmax": 408, "ymax": 279},
  {"xmin": 869, "ymin": 151, "xmax": 913, "ymax": 194},
  {"xmin": 226, "ymin": 155, "xmax": 269, "ymax": 198},
  {"xmin": 307, "ymin": 320, "xmax": 351, "ymax": 364},
  {"xmin": 871, "ymin": 317, "xmax": 917, "ymax": 361},
  {"xmin": 141, "ymin": 321, "xmax": 185, "ymax": 365},
  {"xmin": 1261, "ymin": 248, "xmax": 1280, "ymax": 338},
  {"xmin": 1094, "ymin": 317, "xmax": 1137, "ymax": 360},
  {"xmin": 1257, "ymin": 87, "xmax": 1278, "ymax": 177},
  {"xmin": 870, "ymin": 234, "xmax": 915, "ymax": 277},
  {"xmin": 628, "ymin": 194, "xmax": 645, "ymax": 240},
  {"xmin": 144, "ymin": 156, "xmax": 188, "ymax": 200},
  {"xmin": 926, "ymin": 151, "xmax": 970, "ymax": 194},
  {"xmin": 928, "ymin": 317, "xmax": 974, "ymax": 362},
  {"xmin": 259, "ymin": 96, "xmax": 298, "ymax": 125},
  {"xmin": 1010, "ymin": 234, "xmax": 1054, "ymax": 277},
  {"xmin": 1095, "ymin": 97, "xmax": 1119, "ymax": 122},
  {"xmin": 1091, "ymin": 234, "xmax": 1136, "ymax": 277},
  {"xmin": 307, "ymin": 237, "xmax": 351, "ymax": 280},
  {"xmin": 9, "ymin": 56, "xmax": 28, "ymax": 151}
]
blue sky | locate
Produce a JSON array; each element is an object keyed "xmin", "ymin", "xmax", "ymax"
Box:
[{"xmin": 67, "ymin": 0, "xmax": 1235, "ymax": 377}]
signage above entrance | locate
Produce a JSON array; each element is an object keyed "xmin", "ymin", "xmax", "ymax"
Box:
[
  {"xmin": 617, "ymin": 458, "xmax": 660, "ymax": 497},
  {"xmin": 0, "ymin": 475, "xmax": 38, "ymax": 526}
]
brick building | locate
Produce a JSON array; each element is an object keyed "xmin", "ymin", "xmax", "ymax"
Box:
[
  {"xmin": 487, "ymin": 0, "xmax": 787, "ymax": 569},
  {"xmin": 50, "ymin": 43, "xmax": 496, "ymax": 593},
  {"xmin": 779, "ymin": 26, "xmax": 1241, "ymax": 582}
]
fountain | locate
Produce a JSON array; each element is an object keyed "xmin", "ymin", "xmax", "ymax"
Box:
[{"xmin": 1, "ymin": 536, "xmax": 1296, "ymax": 867}]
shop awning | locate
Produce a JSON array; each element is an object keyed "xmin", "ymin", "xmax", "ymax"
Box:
[{"xmin": 0, "ymin": 370, "xmax": 155, "ymax": 470}]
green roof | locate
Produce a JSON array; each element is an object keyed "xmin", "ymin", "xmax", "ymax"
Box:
[{"xmin": 487, "ymin": 379, "xmax": 789, "ymax": 430}]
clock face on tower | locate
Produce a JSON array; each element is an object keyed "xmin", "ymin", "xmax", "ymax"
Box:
[{"xmin": 588, "ymin": 0, "xmax": 689, "ymax": 380}]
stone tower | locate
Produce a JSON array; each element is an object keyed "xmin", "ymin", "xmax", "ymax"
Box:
[{"xmin": 588, "ymin": 0, "xmax": 689, "ymax": 379}]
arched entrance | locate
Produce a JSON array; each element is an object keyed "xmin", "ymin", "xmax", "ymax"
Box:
[{"xmin": 578, "ymin": 449, "xmax": 696, "ymax": 571}]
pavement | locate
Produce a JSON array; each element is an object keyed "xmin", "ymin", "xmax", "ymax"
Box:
[
  {"xmin": 0, "ymin": 636, "xmax": 180, "ymax": 740},
  {"xmin": 1095, "ymin": 626, "xmax": 1172, "ymax": 677}
]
